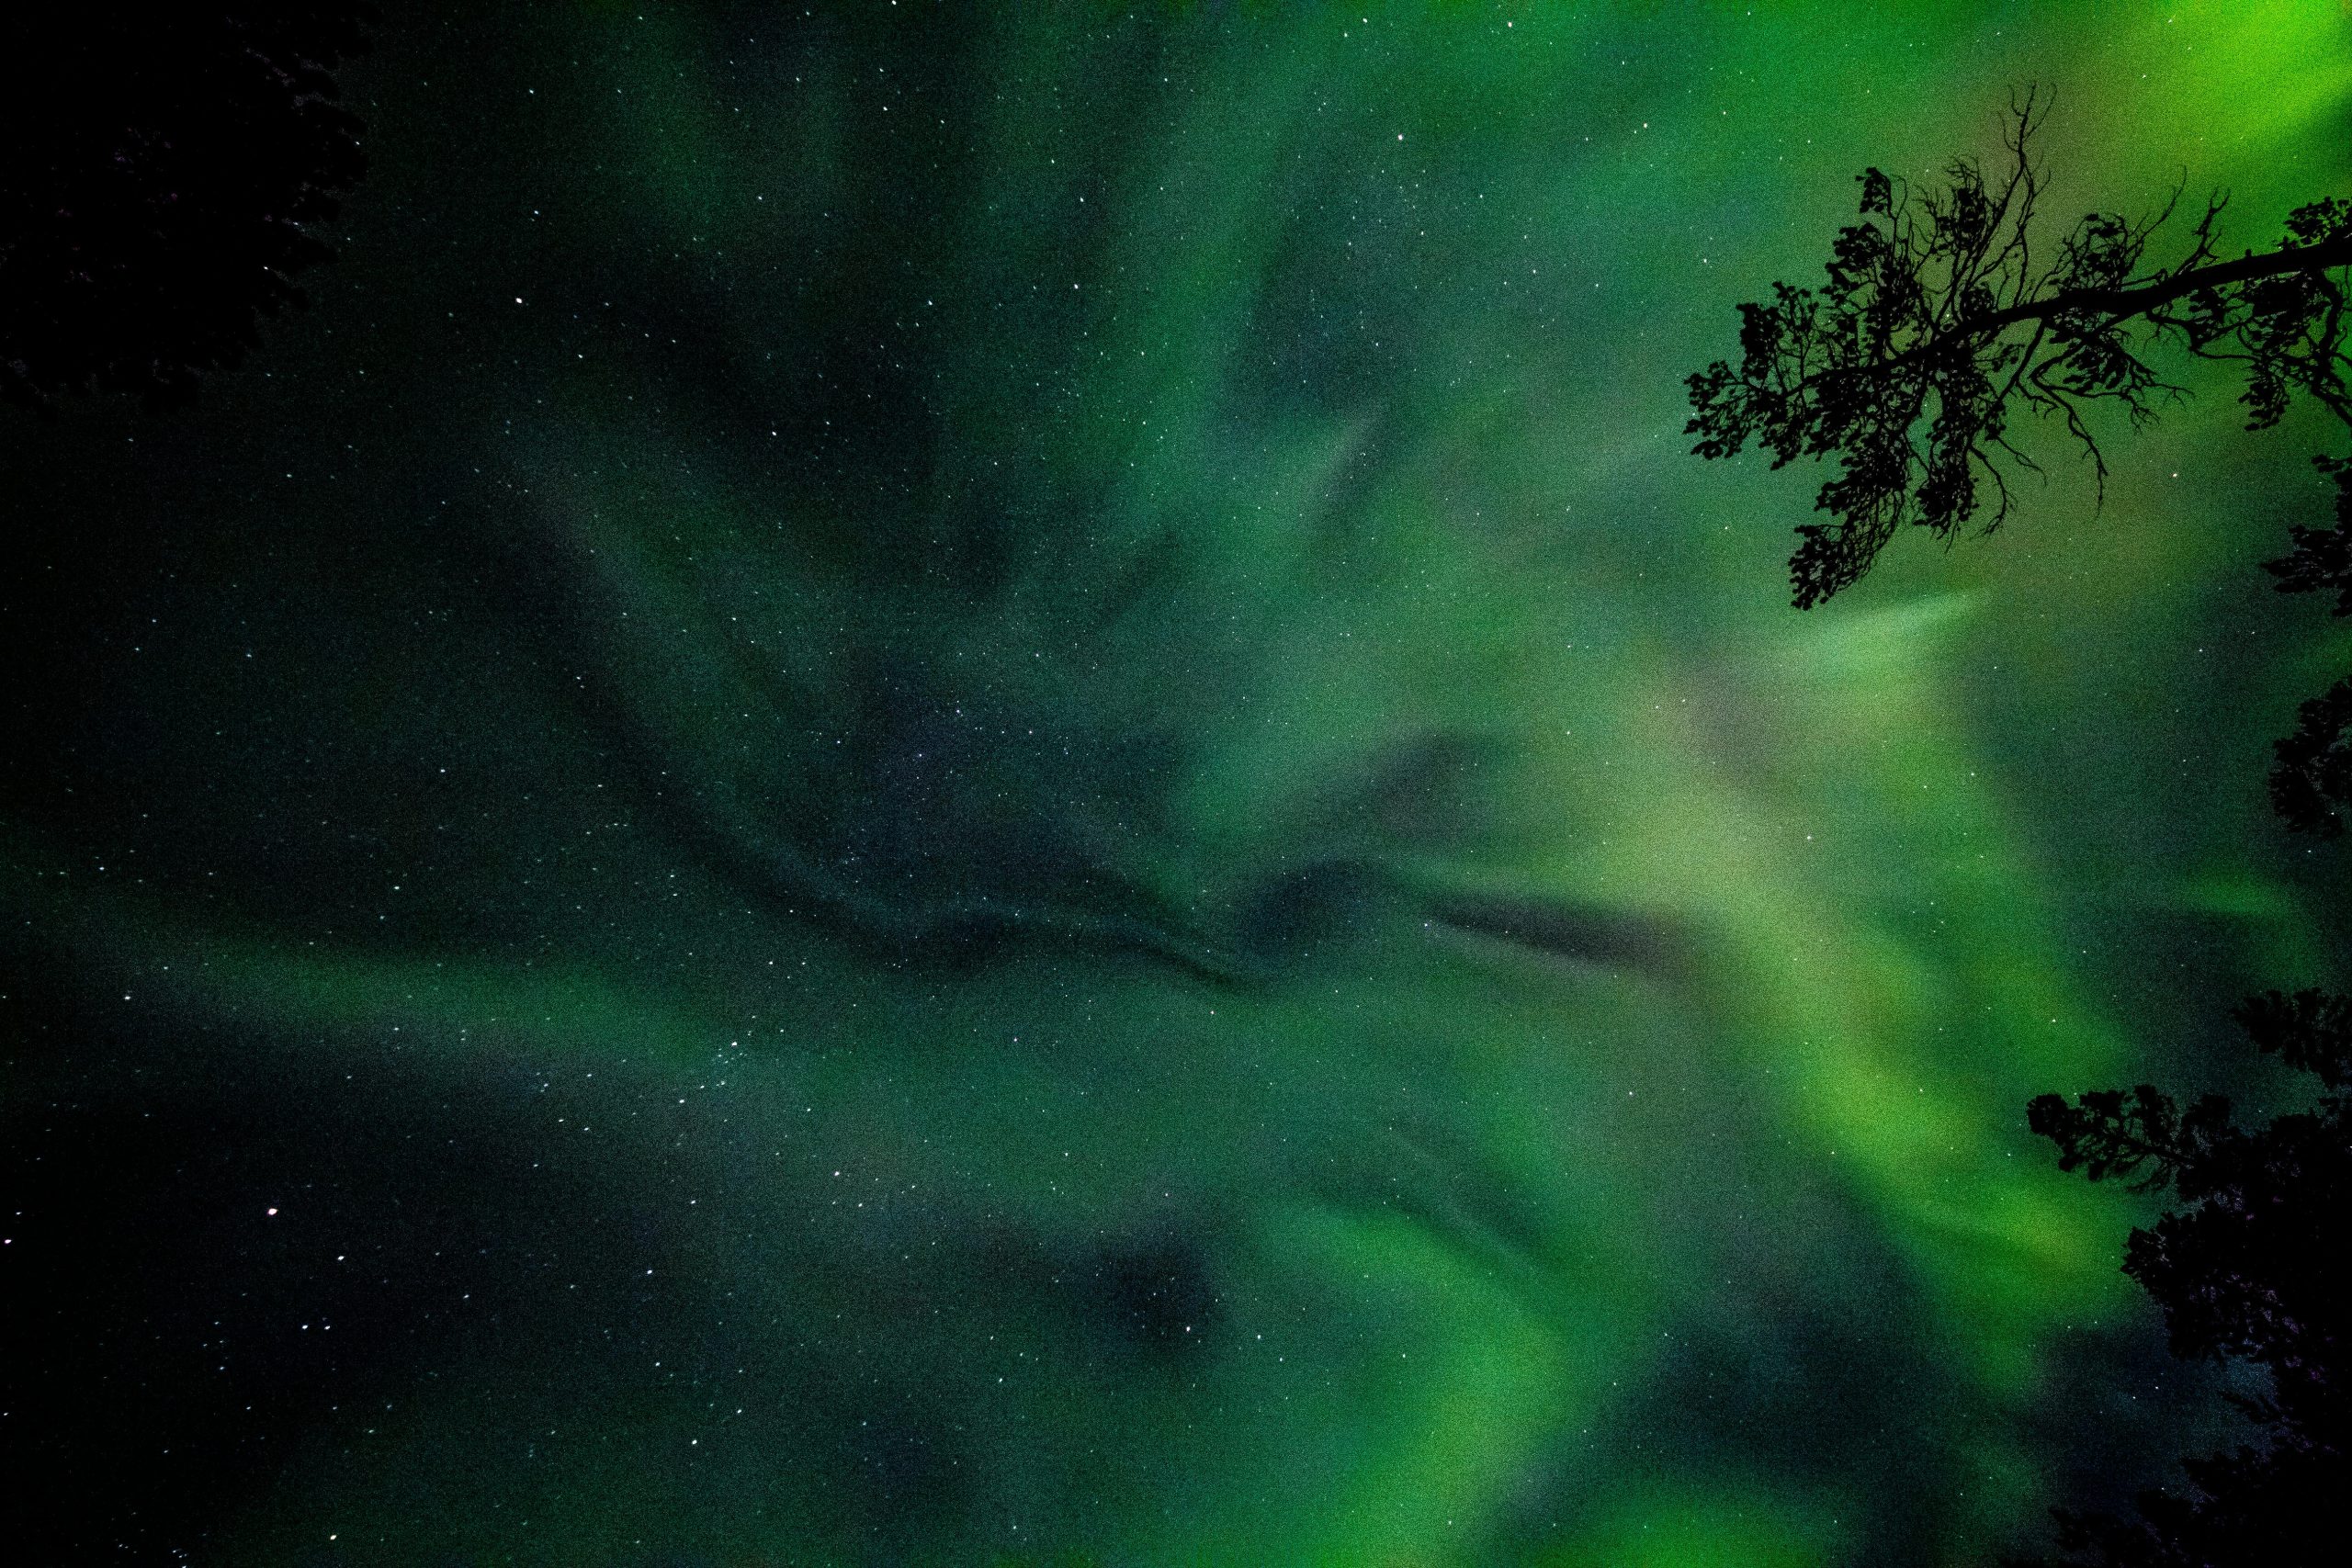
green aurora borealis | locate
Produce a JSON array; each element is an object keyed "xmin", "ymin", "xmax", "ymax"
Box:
[{"xmin": 5, "ymin": 4, "xmax": 2349, "ymax": 1562}]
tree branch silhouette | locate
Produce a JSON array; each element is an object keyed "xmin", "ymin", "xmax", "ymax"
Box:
[
  {"xmin": 1687, "ymin": 88, "xmax": 2348, "ymax": 604},
  {"xmin": 1688, "ymin": 87, "xmax": 2352, "ymax": 835},
  {"xmin": 2010, "ymin": 991, "xmax": 2351, "ymax": 1568},
  {"xmin": 1692, "ymin": 91, "xmax": 2352, "ymax": 1565}
]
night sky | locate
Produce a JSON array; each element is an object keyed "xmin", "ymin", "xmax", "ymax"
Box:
[{"xmin": 5, "ymin": 5, "xmax": 2348, "ymax": 1563}]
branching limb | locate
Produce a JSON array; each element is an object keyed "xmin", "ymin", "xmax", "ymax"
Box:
[{"xmin": 1685, "ymin": 88, "xmax": 2351, "ymax": 609}]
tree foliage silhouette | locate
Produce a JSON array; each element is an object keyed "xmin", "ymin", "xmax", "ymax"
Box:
[
  {"xmin": 2262, "ymin": 456, "xmax": 2352, "ymax": 836},
  {"xmin": 2007, "ymin": 991, "xmax": 2350, "ymax": 1568},
  {"xmin": 1687, "ymin": 90, "xmax": 2351, "ymax": 835},
  {"xmin": 0, "ymin": 9, "xmax": 372, "ymax": 412},
  {"xmin": 1686, "ymin": 90, "xmax": 2349, "ymax": 607},
  {"xmin": 1690, "ymin": 93, "xmax": 2352, "ymax": 1564}
]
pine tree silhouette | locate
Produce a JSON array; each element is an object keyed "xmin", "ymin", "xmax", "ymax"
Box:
[{"xmin": 1690, "ymin": 94, "xmax": 2352, "ymax": 1562}]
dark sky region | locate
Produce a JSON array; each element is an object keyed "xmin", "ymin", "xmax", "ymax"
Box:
[{"xmin": 3, "ymin": 5, "xmax": 2346, "ymax": 1563}]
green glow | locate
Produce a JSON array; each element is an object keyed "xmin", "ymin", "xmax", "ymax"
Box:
[{"xmin": 6, "ymin": 3, "xmax": 2346, "ymax": 1562}]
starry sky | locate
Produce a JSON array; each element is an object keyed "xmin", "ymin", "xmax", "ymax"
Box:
[{"xmin": 4, "ymin": 4, "xmax": 2348, "ymax": 1563}]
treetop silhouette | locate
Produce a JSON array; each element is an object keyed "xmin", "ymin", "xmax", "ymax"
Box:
[
  {"xmin": 1692, "ymin": 89, "xmax": 2352, "ymax": 1565},
  {"xmin": 1685, "ymin": 90, "xmax": 2349, "ymax": 609},
  {"xmin": 1688, "ymin": 89, "xmax": 2351, "ymax": 836},
  {"xmin": 2011, "ymin": 989, "xmax": 2349, "ymax": 1568}
]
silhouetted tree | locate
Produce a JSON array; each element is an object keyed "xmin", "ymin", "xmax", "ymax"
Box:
[
  {"xmin": 2263, "ymin": 457, "xmax": 2352, "ymax": 835},
  {"xmin": 0, "ymin": 8, "xmax": 371, "ymax": 412},
  {"xmin": 1686, "ymin": 90, "xmax": 2351, "ymax": 834},
  {"xmin": 1690, "ymin": 94, "xmax": 2352, "ymax": 1563},
  {"xmin": 2007, "ymin": 990, "xmax": 2350, "ymax": 1567}
]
